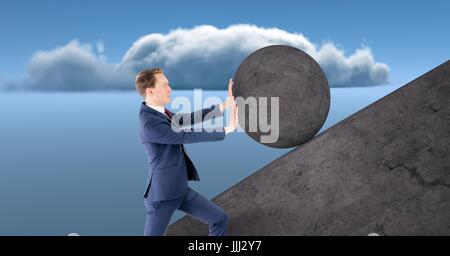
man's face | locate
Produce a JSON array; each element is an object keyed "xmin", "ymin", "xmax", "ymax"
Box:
[{"xmin": 147, "ymin": 73, "xmax": 172, "ymax": 106}]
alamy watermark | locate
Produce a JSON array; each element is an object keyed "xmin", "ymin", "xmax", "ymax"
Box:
[{"xmin": 169, "ymin": 89, "xmax": 280, "ymax": 143}]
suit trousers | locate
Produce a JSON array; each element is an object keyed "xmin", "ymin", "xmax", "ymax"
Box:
[{"xmin": 144, "ymin": 187, "xmax": 229, "ymax": 236}]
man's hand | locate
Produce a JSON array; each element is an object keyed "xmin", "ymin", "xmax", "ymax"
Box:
[
  {"xmin": 227, "ymin": 78, "xmax": 234, "ymax": 98},
  {"xmin": 219, "ymin": 78, "xmax": 235, "ymax": 112},
  {"xmin": 224, "ymin": 101, "xmax": 238, "ymax": 134}
]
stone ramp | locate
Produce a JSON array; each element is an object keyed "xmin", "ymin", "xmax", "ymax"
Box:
[{"xmin": 167, "ymin": 60, "xmax": 450, "ymax": 235}]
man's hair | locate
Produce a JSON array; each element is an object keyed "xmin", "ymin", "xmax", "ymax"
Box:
[{"xmin": 135, "ymin": 67, "xmax": 164, "ymax": 97}]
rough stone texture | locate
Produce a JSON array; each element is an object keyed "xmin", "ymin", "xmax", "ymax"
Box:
[
  {"xmin": 232, "ymin": 45, "xmax": 330, "ymax": 148},
  {"xmin": 167, "ymin": 60, "xmax": 450, "ymax": 235}
]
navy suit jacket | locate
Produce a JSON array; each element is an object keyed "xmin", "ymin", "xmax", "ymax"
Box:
[{"xmin": 139, "ymin": 102, "xmax": 225, "ymax": 200}]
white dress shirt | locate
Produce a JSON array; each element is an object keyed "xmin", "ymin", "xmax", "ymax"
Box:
[{"xmin": 146, "ymin": 103, "xmax": 169, "ymax": 117}]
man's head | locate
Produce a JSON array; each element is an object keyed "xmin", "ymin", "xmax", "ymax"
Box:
[{"xmin": 135, "ymin": 67, "xmax": 172, "ymax": 106}]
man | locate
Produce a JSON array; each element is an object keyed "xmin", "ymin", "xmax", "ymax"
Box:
[{"xmin": 136, "ymin": 67, "xmax": 238, "ymax": 236}]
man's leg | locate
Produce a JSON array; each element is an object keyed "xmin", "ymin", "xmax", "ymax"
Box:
[
  {"xmin": 178, "ymin": 187, "xmax": 229, "ymax": 236},
  {"xmin": 144, "ymin": 195, "xmax": 182, "ymax": 236}
]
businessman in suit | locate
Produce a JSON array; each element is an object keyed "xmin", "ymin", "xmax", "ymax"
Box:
[{"xmin": 136, "ymin": 67, "xmax": 238, "ymax": 236}]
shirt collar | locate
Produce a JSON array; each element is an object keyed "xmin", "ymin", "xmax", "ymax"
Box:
[
  {"xmin": 145, "ymin": 103, "xmax": 165, "ymax": 115},
  {"xmin": 140, "ymin": 102, "xmax": 170, "ymax": 119}
]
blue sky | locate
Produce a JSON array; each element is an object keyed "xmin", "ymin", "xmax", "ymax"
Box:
[{"xmin": 0, "ymin": 0, "xmax": 448, "ymax": 89}]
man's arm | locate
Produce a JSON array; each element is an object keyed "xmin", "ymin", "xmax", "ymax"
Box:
[
  {"xmin": 142, "ymin": 100, "xmax": 238, "ymax": 144},
  {"xmin": 172, "ymin": 79, "xmax": 235, "ymax": 127},
  {"xmin": 142, "ymin": 119, "xmax": 226, "ymax": 145},
  {"xmin": 172, "ymin": 104, "xmax": 223, "ymax": 127}
]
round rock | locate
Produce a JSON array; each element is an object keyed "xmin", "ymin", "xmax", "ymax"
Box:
[{"xmin": 232, "ymin": 45, "xmax": 330, "ymax": 148}]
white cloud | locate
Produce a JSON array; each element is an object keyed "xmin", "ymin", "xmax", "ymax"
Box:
[
  {"xmin": 24, "ymin": 40, "xmax": 134, "ymax": 91},
  {"xmin": 120, "ymin": 24, "xmax": 389, "ymax": 89},
  {"xmin": 315, "ymin": 43, "xmax": 390, "ymax": 87},
  {"xmin": 0, "ymin": 24, "xmax": 389, "ymax": 91}
]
